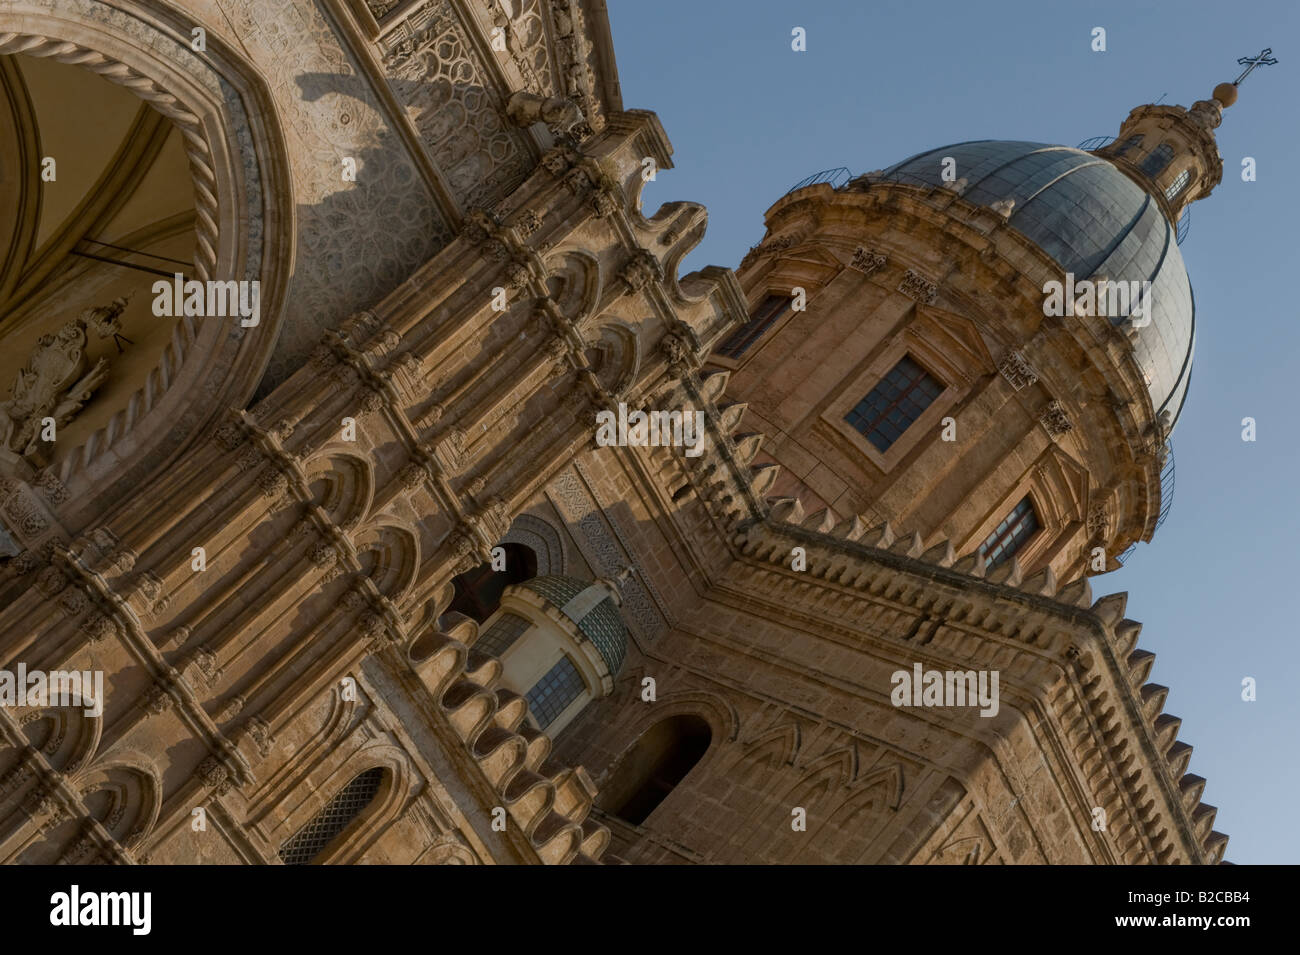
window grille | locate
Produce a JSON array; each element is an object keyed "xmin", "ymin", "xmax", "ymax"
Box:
[
  {"xmin": 1165, "ymin": 168, "xmax": 1191, "ymax": 200},
  {"xmin": 716, "ymin": 295, "xmax": 789, "ymax": 359},
  {"xmin": 525, "ymin": 656, "xmax": 585, "ymax": 729},
  {"xmin": 844, "ymin": 355, "xmax": 943, "ymax": 453},
  {"xmin": 475, "ymin": 613, "xmax": 531, "ymax": 657},
  {"xmin": 977, "ymin": 497, "xmax": 1040, "ymax": 568},
  {"xmin": 278, "ymin": 767, "xmax": 384, "ymax": 865}
]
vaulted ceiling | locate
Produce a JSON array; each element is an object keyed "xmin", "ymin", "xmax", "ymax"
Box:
[{"xmin": 0, "ymin": 52, "xmax": 197, "ymax": 463}]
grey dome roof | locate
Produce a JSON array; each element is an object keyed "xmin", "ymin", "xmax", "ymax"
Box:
[
  {"xmin": 518, "ymin": 575, "xmax": 628, "ymax": 675},
  {"xmin": 881, "ymin": 140, "xmax": 1195, "ymax": 428}
]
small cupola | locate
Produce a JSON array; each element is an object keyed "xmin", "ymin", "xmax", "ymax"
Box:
[{"xmin": 470, "ymin": 575, "xmax": 629, "ymax": 735}]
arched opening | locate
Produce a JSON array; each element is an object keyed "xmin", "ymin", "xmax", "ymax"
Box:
[
  {"xmin": 446, "ymin": 542, "xmax": 537, "ymax": 622},
  {"xmin": 278, "ymin": 767, "xmax": 386, "ymax": 866},
  {"xmin": 597, "ymin": 715, "xmax": 712, "ymax": 826},
  {"xmin": 1113, "ymin": 134, "xmax": 1143, "ymax": 157},
  {"xmin": 1140, "ymin": 142, "xmax": 1175, "ymax": 178}
]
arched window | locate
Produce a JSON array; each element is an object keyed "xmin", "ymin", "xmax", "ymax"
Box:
[
  {"xmin": 1140, "ymin": 143, "xmax": 1175, "ymax": 177},
  {"xmin": 1165, "ymin": 168, "xmax": 1191, "ymax": 200},
  {"xmin": 597, "ymin": 715, "xmax": 712, "ymax": 825},
  {"xmin": 278, "ymin": 767, "xmax": 385, "ymax": 865},
  {"xmin": 1113, "ymin": 134, "xmax": 1143, "ymax": 157},
  {"xmin": 447, "ymin": 543, "xmax": 537, "ymax": 621}
]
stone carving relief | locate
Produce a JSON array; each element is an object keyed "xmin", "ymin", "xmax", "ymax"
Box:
[
  {"xmin": 547, "ymin": 464, "xmax": 669, "ymax": 640},
  {"xmin": 0, "ymin": 299, "xmax": 126, "ymax": 458},
  {"xmin": 210, "ymin": 0, "xmax": 451, "ymax": 391},
  {"xmin": 1038, "ymin": 399, "xmax": 1073, "ymax": 437},
  {"xmin": 997, "ymin": 350, "xmax": 1038, "ymax": 391},
  {"xmin": 898, "ymin": 270, "xmax": 939, "ymax": 306},
  {"xmin": 850, "ymin": 247, "xmax": 887, "ymax": 276},
  {"xmin": 366, "ymin": 0, "xmax": 403, "ymax": 19},
  {"xmin": 382, "ymin": 1, "xmax": 533, "ymax": 210},
  {"xmin": 505, "ymin": 90, "xmax": 589, "ymax": 140}
]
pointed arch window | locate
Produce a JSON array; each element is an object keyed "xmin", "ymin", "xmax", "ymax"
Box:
[
  {"xmin": 279, "ymin": 767, "xmax": 385, "ymax": 865},
  {"xmin": 716, "ymin": 294, "xmax": 790, "ymax": 359},
  {"xmin": 977, "ymin": 496, "xmax": 1039, "ymax": 568},
  {"xmin": 1140, "ymin": 143, "xmax": 1175, "ymax": 177},
  {"xmin": 1165, "ymin": 168, "xmax": 1191, "ymax": 200}
]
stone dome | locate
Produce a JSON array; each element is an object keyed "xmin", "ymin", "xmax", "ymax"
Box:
[
  {"xmin": 517, "ymin": 575, "xmax": 629, "ymax": 675},
  {"xmin": 879, "ymin": 140, "xmax": 1195, "ymax": 428}
]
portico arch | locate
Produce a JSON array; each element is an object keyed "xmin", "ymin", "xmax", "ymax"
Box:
[{"xmin": 0, "ymin": 1, "xmax": 295, "ymax": 531}]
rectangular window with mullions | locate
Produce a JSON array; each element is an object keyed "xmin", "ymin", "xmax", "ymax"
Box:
[
  {"xmin": 978, "ymin": 496, "xmax": 1040, "ymax": 568},
  {"xmin": 526, "ymin": 655, "xmax": 586, "ymax": 729},
  {"xmin": 474, "ymin": 613, "xmax": 531, "ymax": 657},
  {"xmin": 844, "ymin": 355, "xmax": 943, "ymax": 453},
  {"xmin": 715, "ymin": 294, "xmax": 790, "ymax": 359}
]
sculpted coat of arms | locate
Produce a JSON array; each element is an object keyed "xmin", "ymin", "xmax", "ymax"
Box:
[{"xmin": 0, "ymin": 297, "xmax": 126, "ymax": 458}]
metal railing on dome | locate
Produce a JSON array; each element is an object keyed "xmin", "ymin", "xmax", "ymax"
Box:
[
  {"xmin": 1115, "ymin": 440, "xmax": 1176, "ymax": 567},
  {"xmin": 785, "ymin": 167, "xmax": 853, "ymax": 195},
  {"xmin": 854, "ymin": 169, "xmax": 944, "ymax": 190},
  {"xmin": 1155, "ymin": 440, "xmax": 1176, "ymax": 531},
  {"xmin": 1077, "ymin": 136, "xmax": 1116, "ymax": 151}
]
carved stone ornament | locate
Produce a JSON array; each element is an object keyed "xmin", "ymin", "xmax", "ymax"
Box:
[
  {"xmin": 850, "ymin": 247, "xmax": 887, "ymax": 276},
  {"xmin": 196, "ymin": 756, "xmax": 228, "ymax": 789},
  {"xmin": 1087, "ymin": 502, "xmax": 1110, "ymax": 538},
  {"xmin": 0, "ymin": 299, "xmax": 126, "ymax": 456},
  {"xmin": 897, "ymin": 270, "xmax": 939, "ymax": 305},
  {"xmin": 619, "ymin": 250, "xmax": 664, "ymax": 293},
  {"xmin": 35, "ymin": 471, "xmax": 70, "ymax": 505},
  {"xmin": 997, "ymin": 350, "xmax": 1038, "ymax": 391},
  {"xmin": 505, "ymin": 90, "xmax": 588, "ymax": 139},
  {"xmin": 1038, "ymin": 399, "xmax": 1073, "ymax": 437}
]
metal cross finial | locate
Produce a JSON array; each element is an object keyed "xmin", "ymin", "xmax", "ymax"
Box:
[{"xmin": 1234, "ymin": 48, "xmax": 1278, "ymax": 86}]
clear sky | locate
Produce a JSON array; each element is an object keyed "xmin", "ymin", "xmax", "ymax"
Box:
[{"xmin": 607, "ymin": 0, "xmax": 1300, "ymax": 864}]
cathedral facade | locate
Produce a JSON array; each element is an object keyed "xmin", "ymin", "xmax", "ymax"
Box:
[{"xmin": 0, "ymin": 0, "xmax": 1229, "ymax": 864}]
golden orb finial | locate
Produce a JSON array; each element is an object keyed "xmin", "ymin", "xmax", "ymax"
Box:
[{"xmin": 1213, "ymin": 82, "xmax": 1238, "ymax": 107}]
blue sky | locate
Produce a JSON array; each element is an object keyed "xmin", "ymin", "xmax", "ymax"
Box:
[{"xmin": 607, "ymin": 0, "xmax": 1299, "ymax": 864}]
